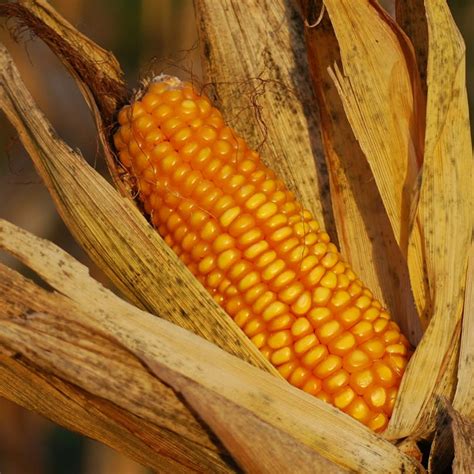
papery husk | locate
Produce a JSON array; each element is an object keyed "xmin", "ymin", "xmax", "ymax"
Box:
[
  {"xmin": 427, "ymin": 399, "xmax": 474, "ymax": 474},
  {"xmin": 453, "ymin": 243, "xmax": 474, "ymax": 418},
  {"xmin": 449, "ymin": 406, "xmax": 474, "ymax": 474},
  {"xmin": 193, "ymin": 0, "xmax": 336, "ymax": 239},
  {"xmin": 322, "ymin": 0, "xmax": 428, "ymax": 328},
  {"xmin": 387, "ymin": 0, "xmax": 473, "ymax": 439},
  {"xmin": 0, "ymin": 261, "xmax": 233, "ymax": 473},
  {"xmin": 0, "ymin": 0, "xmax": 128, "ymax": 194},
  {"xmin": 396, "ymin": 0, "xmax": 429, "ymax": 96},
  {"xmin": 0, "ymin": 219, "xmax": 421, "ymax": 474},
  {"xmin": 299, "ymin": 1, "xmax": 422, "ymax": 345}
]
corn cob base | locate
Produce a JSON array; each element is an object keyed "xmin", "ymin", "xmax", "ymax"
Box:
[{"xmin": 113, "ymin": 75, "xmax": 411, "ymax": 432}]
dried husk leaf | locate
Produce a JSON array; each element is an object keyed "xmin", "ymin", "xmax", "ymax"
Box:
[
  {"xmin": 299, "ymin": 1, "xmax": 422, "ymax": 344},
  {"xmin": 0, "ymin": 42, "xmax": 274, "ymax": 375},
  {"xmin": 170, "ymin": 381, "xmax": 348, "ymax": 474},
  {"xmin": 427, "ymin": 400, "xmax": 454, "ymax": 474},
  {"xmin": 0, "ymin": 355, "xmax": 222, "ymax": 474},
  {"xmin": 323, "ymin": 0, "xmax": 428, "ymax": 326},
  {"xmin": 449, "ymin": 406, "xmax": 474, "ymax": 474},
  {"xmin": 193, "ymin": 0, "xmax": 336, "ymax": 239},
  {"xmin": 386, "ymin": 0, "xmax": 473, "ymax": 439},
  {"xmin": 0, "ymin": 219, "xmax": 422, "ymax": 474},
  {"xmin": 396, "ymin": 0, "xmax": 429, "ymax": 96},
  {"xmin": 0, "ymin": 265, "xmax": 233, "ymax": 473},
  {"xmin": 453, "ymin": 243, "xmax": 474, "ymax": 418},
  {"xmin": 427, "ymin": 400, "xmax": 474, "ymax": 474},
  {"xmin": 0, "ymin": 0, "xmax": 128, "ymax": 194}
]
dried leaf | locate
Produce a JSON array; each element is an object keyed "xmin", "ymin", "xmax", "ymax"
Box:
[
  {"xmin": 194, "ymin": 0, "xmax": 336, "ymax": 238},
  {"xmin": 0, "ymin": 219, "xmax": 422, "ymax": 474},
  {"xmin": 0, "ymin": 266, "xmax": 231, "ymax": 472},
  {"xmin": 0, "ymin": 42, "xmax": 274, "ymax": 374},
  {"xmin": 453, "ymin": 243, "xmax": 474, "ymax": 418},
  {"xmin": 0, "ymin": 355, "xmax": 220, "ymax": 473},
  {"xmin": 300, "ymin": 3, "xmax": 422, "ymax": 343},
  {"xmin": 387, "ymin": 0, "xmax": 473, "ymax": 439},
  {"xmin": 171, "ymin": 379, "xmax": 348, "ymax": 474},
  {"xmin": 427, "ymin": 400, "xmax": 454, "ymax": 474},
  {"xmin": 427, "ymin": 400, "xmax": 474, "ymax": 474},
  {"xmin": 396, "ymin": 0, "xmax": 429, "ymax": 95},
  {"xmin": 323, "ymin": 0, "xmax": 428, "ymax": 324},
  {"xmin": 0, "ymin": 0, "xmax": 128, "ymax": 193},
  {"xmin": 450, "ymin": 407, "xmax": 474, "ymax": 474}
]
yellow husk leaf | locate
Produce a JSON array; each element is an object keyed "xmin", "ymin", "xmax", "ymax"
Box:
[
  {"xmin": 0, "ymin": 219, "xmax": 421, "ymax": 473},
  {"xmin": 300, "ymin": 3, "xmax": 422, "ymax": 344},
  {"xmin": 0, "ymin": 0, "xmax": 128, "ymax": 194},
  {"xmin": 0, "ymin": 261, "xmax": 232, "ymax": 472},
  {"xmin": 323, "ymin": 0, "xmax": 428, "ymax": 326},
  {"xmin": 387, "ymin": 0, "xmax": 473, "ymax": 439},
  {"xmin": 453, "ymin": 243, "xmax": 474, "ymax": 418},
  {"xmin": 396, "ymin": 0, "xmax": 429, "ymax": 96},
  {"xmin": 194, "ymin": 0, "xmax": 336, "ymax": 239}
]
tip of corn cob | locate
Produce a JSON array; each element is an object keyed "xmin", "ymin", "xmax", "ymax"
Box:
[
  {"xmin": 134, "ymin": 75, "xmax": 184, "ymax": 102},
  {"xmin": 113, "ymin": 76, "xmax": 412, "ymax": 432}
]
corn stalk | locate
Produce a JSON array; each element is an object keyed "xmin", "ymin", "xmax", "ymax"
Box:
[{"xmin": 0, "ymin": 0, "xmax": 472, "ymax": 472}]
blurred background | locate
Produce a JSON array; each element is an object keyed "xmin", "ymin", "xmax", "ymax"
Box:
[{"xmin": 0, "ymin": 1, "xmax": 471, "ymax": 472}]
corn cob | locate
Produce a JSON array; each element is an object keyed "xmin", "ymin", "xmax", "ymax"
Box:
[{"xmin": 113, "ymin": 75, "xmax": 411, "ymax": 432}]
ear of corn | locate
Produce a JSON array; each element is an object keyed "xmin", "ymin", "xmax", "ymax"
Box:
[{"xmin": 113, "ymin": 75, "xmax": 411, "ymax": 432}]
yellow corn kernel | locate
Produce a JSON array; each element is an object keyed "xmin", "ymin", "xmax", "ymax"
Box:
[
  {"xmin": 322, "ymin": 369, "xmax": 350, "ymax": 393},
  {"xmin": 302, "ymin": 344, "xmax": 328, "ymax": 369},
  {"xmin": 333, "ymin": 386, "xmax": 356, "ymax": 409},
  {"xmin": 268, "ymin": 313, "xmax": 295, "ymax": 331},
  {"xmin": 294, "ymin": 334, "xmax": 318, "ymax": 355},
  {"xmin": 291, "ymin": 317, "xmax": 312, "ymax": 338},
  {"xmin": 268, "ymin": 330, "xmax": 293, "ymax": 349},
  {"xmin": 114, "ymin": 76, "xmax": 412, "ymax": 430}
]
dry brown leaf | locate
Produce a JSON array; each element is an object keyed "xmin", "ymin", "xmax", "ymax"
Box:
[
  {"xmin": 0, "ymin": 41, "xmax": 275, "ymax": 374},
  {"xmin": 450, "ymin": 406, "xmax": 474, "ymax": 474},
  {"xmin": 0, "ymin": 0, "xmax": 128, "ymax": 193},
  {"xmin": 300, "ymin": 2, "xmax": 422, "ymax": 344},
  {"xmin": 0, "ymin": 355, "xmax": 221, "ymax": 474},
  {"xmin": 0, "ymin": 267, "xmax": 232, "ymax": 472},
  {"xmin": 194, "ymin": 0, "xmax": 336, "ymax": 239},
  {"xmin": 0, "ymin": 218, "xmax": 422, "ymax": 473},
  {"xmin": 396, "ymin": 0, "xmax": 429, "ymax": 96},
  {"xmin": 427, "ymin": 400, "xmax": 474, "ymax": 474},
  {"xmin": 453, "ymin": 243, "xmax": 474, "ymax": 418},
  {"xmin": 168, "ymin": 378, "xmax": 349, "ymax": 474},
  {"xmin": 323, "ymin": 0, "xmax": 428, "ymax": 326},
  {"xmin": 427, "ymin": 401, "xmax": 454, "ymax": 474},
  {"xmin": 387, "ymin": 0, "xmax": 473, "ymax": 439}
]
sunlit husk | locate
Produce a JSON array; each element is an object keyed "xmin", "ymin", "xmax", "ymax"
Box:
[{"xmin": 387, "ymin": 0, "xmax": 473, "ymax": 439}]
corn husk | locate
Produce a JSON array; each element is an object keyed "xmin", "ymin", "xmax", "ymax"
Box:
[
  {"xmin": 453, "ymin": 243, "xmax": 473, "ymax": 418},
  {"xmin": 387, "ymin": 0, "xmax": 473, "ymax": 439},
  {"xmin": 299, "ymin": 1, "xmax": 422, "ymax": 344},
  {"xmin": 321, "ymin": 0, "xmax": 428, "ymax": 328}
]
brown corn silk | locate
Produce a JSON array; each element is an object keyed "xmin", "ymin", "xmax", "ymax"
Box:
[{"xmin": 113, "ymin": 76, "xmax": 411, "ymax": 432}]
